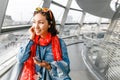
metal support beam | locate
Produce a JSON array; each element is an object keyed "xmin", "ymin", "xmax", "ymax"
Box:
[
  {"xmin": 42, "ymin": 0, "xmax": 52, "ymax": 8},
  {"xmin": 79, "ymin": 12, "xmax": 86, "ymax": 27},
  {"xmin": 76, "ymin": 12, "xmax": 86, "ymax": 35},
  {"xmin": 104, "ymin": 5, "xmax": 120, "ymax": 40},
  {"xmin": 0, "ymin": 0, "xmax": 9, "ymax": 33},
  {"xmin": 60, "ymin": 0, "xmax": 72, "ymax": 34}
]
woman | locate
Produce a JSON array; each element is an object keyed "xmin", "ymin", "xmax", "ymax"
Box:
[{"xmin": 17, "ymin": 7, "xmax": 71, "ymax": 80}]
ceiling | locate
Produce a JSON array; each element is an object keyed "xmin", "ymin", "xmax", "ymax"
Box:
[{"xmin": 76, "ymin": 0, "xmax": 116, "ymax": 19}]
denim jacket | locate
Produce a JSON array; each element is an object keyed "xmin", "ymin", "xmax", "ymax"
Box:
[{"xmin": 17, "ymin": 38, "xmax": 71, "ymax": 80}]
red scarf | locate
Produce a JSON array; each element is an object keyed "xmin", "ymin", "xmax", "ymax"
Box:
[
  {"xmin": 20, "ymin": 44, "xmax": 36, "ymax": 80},
  {"xmin": 19, "ymin": 33, "xmax": 62, "ymax": 80},
  {"xmin": 34, "ymin": 33, "xmax": 62, "ymax": 61}
]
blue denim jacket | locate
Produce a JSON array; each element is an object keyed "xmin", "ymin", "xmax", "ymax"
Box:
[{"xmin": 17, "ymin": 38, "xmax": 71, "ymax": 80}]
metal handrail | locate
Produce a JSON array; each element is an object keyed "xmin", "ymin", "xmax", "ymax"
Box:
[
  {"xmin": 82, "ymin": 34, "xmax": 106, "ymax": 80},
  {"xmin": 81, "ymin": 47, "xmax": 105, "ymax": 80}
]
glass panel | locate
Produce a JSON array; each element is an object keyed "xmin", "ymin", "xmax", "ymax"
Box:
[
  {"xmin": 70, "ymin": 0, "xmax": 82, "ymax": 10},
  {"xmin": 84, "ymin": 13, "xmax": 100, "ymax": 23},
  {"xmin": 53, "ymin": 0, "xmax": 68, "ymax": 6},
  {"xmin": 100, "ymin": 18, "xmax": 110, "ymax": 31},
  {"xmin": 62, "ymin": 24, "xmax": 79, "ymax": 36},
  {"xmin": 3, "ymin": 0, "xmax": 44, "ymax": 27},
  {"xmin": 50, "ymin": 4, "xmax": 65, "ymax": 23},
  {"xmin": 66, "ymin": 10, "xmax": 82, "ymax": 23},
  {"xmin": 56, "ymin": 25, "xmax": 61, "ymax": 32},
  {"xmin": 101, "ymin": 18, "xmax": 110, "ymax": 23},
  {"xmin": 0, "ymin": 29, "xmax": 29, "ymax": 76}
]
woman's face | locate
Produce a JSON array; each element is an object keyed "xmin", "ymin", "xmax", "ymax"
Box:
[{"xmin": 32, "ymin": 13, "xmax": 50, "ymax": 37}]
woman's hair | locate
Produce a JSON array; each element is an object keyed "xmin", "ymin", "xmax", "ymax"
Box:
[{"xmin": 33, "ymin": 7, "xmax": 59, "ymax": 36}]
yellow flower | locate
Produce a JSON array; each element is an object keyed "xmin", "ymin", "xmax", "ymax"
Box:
[{"xmin": 35, "ymin": 7, "xmax": 41, "ymax": 11}]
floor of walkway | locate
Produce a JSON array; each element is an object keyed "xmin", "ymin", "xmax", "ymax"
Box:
[{"xmin": 68, "ymin": 43, "xmax": 91, "ymax": 80}]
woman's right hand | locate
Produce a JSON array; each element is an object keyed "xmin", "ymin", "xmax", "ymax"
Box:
[
  {"xmin": 29, "ymin": 26, "xmax": 35, "ymax": 40},
  {"xmin": 33, "ymin": 57, "xmax": 51, "ymax": 71}
]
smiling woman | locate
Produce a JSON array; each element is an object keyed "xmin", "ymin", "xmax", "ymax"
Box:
[{"xmin": 10, "ymin": 7, "xmax": 71, "ymax": 80}]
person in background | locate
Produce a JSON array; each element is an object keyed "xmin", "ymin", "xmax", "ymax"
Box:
[{"xmin": 17, "ymin": 7, "xmax": 71, "ymax": 80}]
